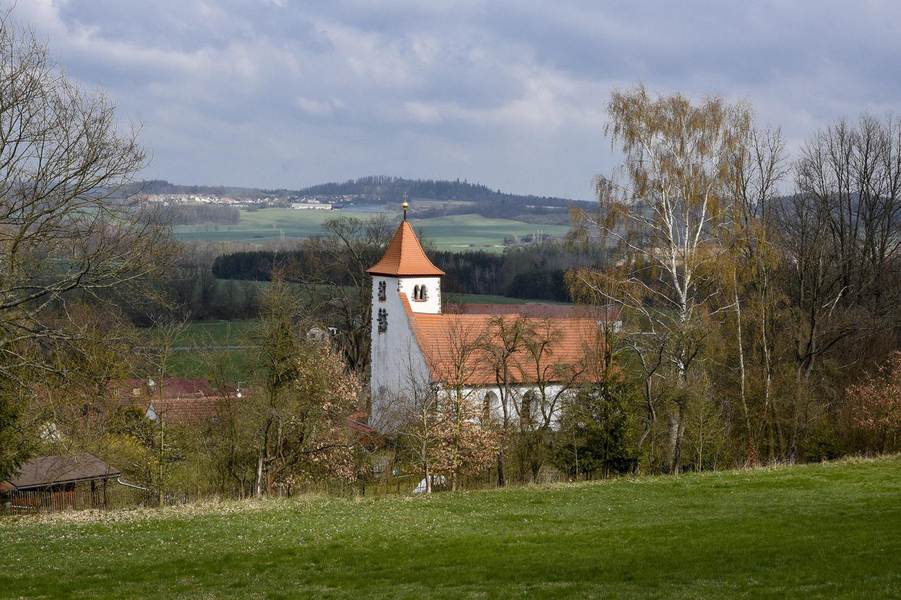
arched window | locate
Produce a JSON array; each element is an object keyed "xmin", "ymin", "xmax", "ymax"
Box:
[
  {"xmin": 412, "ymin": 284, "xmax": 427, "ymax": 302},
  {"xmin": 483, "ymin": 391, "xmax": 498, "ymax": 421},
  {"xmin": 521, "ymin": 390, "xmax": 536, "ymax": 427}
]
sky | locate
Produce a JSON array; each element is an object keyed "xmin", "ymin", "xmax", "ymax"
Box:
[{"xmin": 11, "ymin": 0, "xmax": 901, "ymax": 199}]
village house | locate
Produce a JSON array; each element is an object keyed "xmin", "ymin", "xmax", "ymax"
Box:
[{"xmin": 367, "ymin": 207, "xmax": 619, "ymax": 431}]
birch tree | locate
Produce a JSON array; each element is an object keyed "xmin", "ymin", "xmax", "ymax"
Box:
[
  {"xmin": 572, "ymin": 86, "xmax": 748, "ymax": 473},
  {"xmin": 722, "ymin": 126, "xmax": 788, "ymax": 463}
]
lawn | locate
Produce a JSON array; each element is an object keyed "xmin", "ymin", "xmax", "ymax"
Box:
[
  {"xmin": 1, "ymin": 457, "xmax": 898, "ymax": 598},
  {"xmin": 174, "ymin": 209, "xmax": 571, "ymax": 252}
]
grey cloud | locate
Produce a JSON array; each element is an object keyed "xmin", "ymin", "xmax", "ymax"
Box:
[{"xmin": 10, "ymin": 0, "xmax": 901, "ymax": 199}]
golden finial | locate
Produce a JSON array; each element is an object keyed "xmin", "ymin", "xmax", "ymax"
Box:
[{"xmin": 402, "ymin": 193, "xmax": 409, "ymax": 221}]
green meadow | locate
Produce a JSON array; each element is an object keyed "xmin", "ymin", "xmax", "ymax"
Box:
[
  {"xmin": 1, "ymin": 456, "xmax": 898, "ymax": 598},
  {"xmin": 174, "ymin": 208, "xmax": 570, "ymax": 252}
]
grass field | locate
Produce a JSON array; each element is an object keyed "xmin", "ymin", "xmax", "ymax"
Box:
[
  {"xmin": 140, "ymin": 319, "xmax": 258, "ymax": 380},
  {"xmin": 1, "ymin": 457, "xmax": 898, "ymax": 598},
  {"xmin": 174, "ymin": 209, "xmax": 571, "ymax": 252}
]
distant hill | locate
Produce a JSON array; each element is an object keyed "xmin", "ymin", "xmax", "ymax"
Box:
[
  {"xmin": 296, "ymin": 176, "xmax": 589, "ymax": 207},
  {"xmin": 116, "ymin": 180, "xmax": 272, "ymax": 199},
  {"xmin": 118, "ymin": 176, "xmax": 594, "ymax": 224}
]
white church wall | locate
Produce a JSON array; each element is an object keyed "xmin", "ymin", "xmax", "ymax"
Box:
[
  {"xmin": 443, "ymin": 384, "xmax": 572, "ymax": 430},
  {"xmin": 370, "ymin": 276, "xmax": 431, "ymax": 429}
]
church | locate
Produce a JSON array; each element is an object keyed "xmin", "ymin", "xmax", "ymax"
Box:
[{"xmin": 367, "ymin": 206, "xmax": 618, "ymax": 431}]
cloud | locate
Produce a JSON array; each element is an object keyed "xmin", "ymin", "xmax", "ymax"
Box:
[{"xmin": 8, "ymin": 0, "xmax": 901, "ymax": 199}]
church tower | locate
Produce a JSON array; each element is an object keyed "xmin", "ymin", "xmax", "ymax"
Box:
[
  {"xmin": 367, "ymin": 203, "xmax": 444, "ymax": 420},
  {"xmin": 366, "ymin": 203, "xmax": 444, "ymax": 316}
]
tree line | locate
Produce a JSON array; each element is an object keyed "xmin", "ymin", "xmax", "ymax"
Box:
[
  {"xmin": 210, "ymin": 242, "xmax": 610, "ymax": 303},
  {"xmin": 568, "ymin": 86, "xmax": 900, "ymax": 469}
]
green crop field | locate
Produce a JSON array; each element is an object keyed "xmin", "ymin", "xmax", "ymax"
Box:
[
  {"xmin": 2, "ymin": 457, "xmax": 899, "ymax": 598},
  {"xmin": 174, "ymin": 209, "xmax": 571, "ymax": 252}
]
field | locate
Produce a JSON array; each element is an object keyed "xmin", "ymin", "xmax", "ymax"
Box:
[
  {"xmin": 174, "ymin": 209, "xmax": 571, "ymax": 252},
  {"xmin": 1, "ymin": 457, "xmax": 898, "ymax": 598}
]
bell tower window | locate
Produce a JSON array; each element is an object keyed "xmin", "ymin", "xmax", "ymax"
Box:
[
  {"xmin": 412, "ymin": 284, "xmax": 429, "ymax": 302},
  {"xmin": 378, "ymin": 280, "xmax": 387, "ymax": 302}
]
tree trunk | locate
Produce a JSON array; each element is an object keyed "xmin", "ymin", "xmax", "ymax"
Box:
[
  {"xmin": 734, "ymin": 284, "xmax": 756, "ymax": 465},
  {"xmin": 158, "ymin": 418, "xmax": 165, "ymax": 507},
  {"xmin": 254, "ymin": 454, "xmax": 264, "ymax": 497},
  {"xmin": 670, "ymin": 402, "xmax": 686, "ymax": 474}
]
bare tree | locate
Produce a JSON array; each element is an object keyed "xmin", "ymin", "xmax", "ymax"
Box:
[
  {"xmin": 291, "ymin": 215, "xmax": 393, "ymax": 375},
  {"xmin": 512, "ymin": 318, "xmax": 585, "ymax": 482},
  {"xmin": 391, "ymin": 362, "xmax": 444, "ymax": 494},
  {"xmin": 722, "ymin": 126, "xmax": 789, "ymax": 463},
  {"xmin": 145, "ymin": 315, "xmax": 189, "ymax": 505},
  {"xmin": 0, "ymin": 17, "xmax": 174, "ymax": 385},
  {"xmin": 482, "ymin": 315, "xmax": 529, "ymax": 486},
  {"xmin": 773, "ymin": 114, "xmax": 901, "ymax": 460},
  {"xmin": 429, "ymin": 318, "xmax": 497, "ymax": 491}
]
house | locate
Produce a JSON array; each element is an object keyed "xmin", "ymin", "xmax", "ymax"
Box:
[
  {"xmin": 119, "ymin": 379, "xmax": 381, "ymax": 444},
  {"xmin": 117, "ymin": 378, "xmax": 239, "ymax": 424},
  {"xmin": 1, "ymin": 453, "xmax": 121, "ymax": 511},
  {"xmin": 367, "ymin": 209, "xmax": 619, "ymax": 431}
]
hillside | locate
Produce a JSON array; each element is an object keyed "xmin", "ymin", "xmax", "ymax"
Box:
[
  {"xmin": 2, "ymin": 457, "xmax": 898, "ymax": 598},
  {"xmin": 296, "ymin": 175, "xmax": 589, "ymax": 207},
  {"xmin": 120, "ymin": 176, "xmax": 595, "ymax": 224}
]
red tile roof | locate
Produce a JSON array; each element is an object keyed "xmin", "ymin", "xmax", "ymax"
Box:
[
  {"xmin": 113, "ymin": 378, "xmax": 236, "ymax": 424},
  {"xmin": 367, "ymin": 221, "xmax": 445, "ymax": 277},
  {"xmin": 401, "ymin": 295, "xmax": 606, "ymax": 386},
  {"xmin": 446, "ymin": 303, "xmax": 621, "ymax": 321},
  {"xmin": 149, "ymin": 396, "xmax": 225, "ymax": 424}
]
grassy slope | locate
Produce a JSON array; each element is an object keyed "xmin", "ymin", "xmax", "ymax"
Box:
[
  {"xmin": 174, "ymin": 209, "xmax": 570, "ymax": 252},
  {"xmin": 1, "ymin": 457, "xmax": 899, "ymax": 598}
]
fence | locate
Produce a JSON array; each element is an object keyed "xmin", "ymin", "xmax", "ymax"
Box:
[
  {"xmin": 1, "ymin": 482, "xmax": 154, "ymax": 515},
  {"xmin": 1, "ymin": 466, "xmax": 625, "ymax": 515}
]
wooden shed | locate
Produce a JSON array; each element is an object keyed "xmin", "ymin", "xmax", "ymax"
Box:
[{"xmin": 1, "ymin": 453, "xmax": 121, "ymax": 512}]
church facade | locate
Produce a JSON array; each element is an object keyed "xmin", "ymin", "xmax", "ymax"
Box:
[{"xmin": 367, "ymin": 216, "xmax": 617, "ymax": 431}]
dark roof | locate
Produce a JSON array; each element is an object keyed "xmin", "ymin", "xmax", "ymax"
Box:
[
  {"xmin": 4, "ymin": 454, "xmax": 120, "ymax": 490},
  {"xmin": 112, "ymin": 378, "xmax": 243, "ymax": 425}
]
